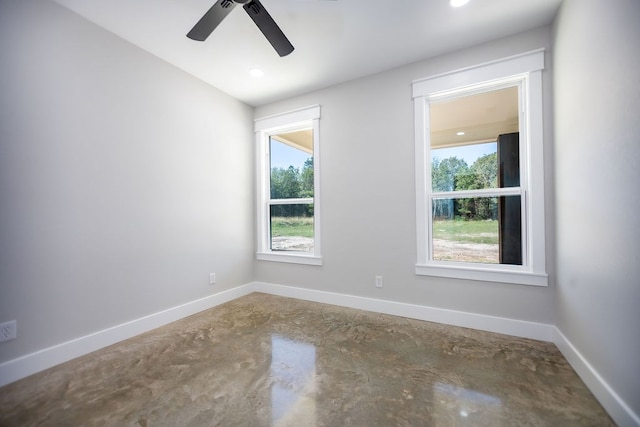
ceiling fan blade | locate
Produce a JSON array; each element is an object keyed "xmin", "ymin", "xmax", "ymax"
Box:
[
  {"xmin": 243, "ymin": 0, "xmax": 294, "ymax": 57},
  {"xmin": 187, "ymin": 0, "xmax": 237, "ymax": 41}
]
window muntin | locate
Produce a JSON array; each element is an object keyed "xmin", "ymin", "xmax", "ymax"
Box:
[
  {"xmin": 413, "ymin": 50, "xmax": 547, "ymax": 286},
  {"xmin": 255, "ymin": 105, "xmax": 321, "ymax": 265}
]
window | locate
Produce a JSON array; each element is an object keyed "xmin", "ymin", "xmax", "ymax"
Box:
[
  {"xmin": 413, "ymin": 50, "xmax": 547, "ymax": 286},
  {"xmin": 255, "ymin": 105, "xmax": 321, "ymax": 265}
]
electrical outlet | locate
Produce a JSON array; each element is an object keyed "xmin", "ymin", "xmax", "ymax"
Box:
[
  {"xmin": 0, "ymin": 320, "xmax": 17, "ymax": 343},
  {"xmin": 209, "ymin": 273, "xmax": 216, "ymax": 285},
  {"xmin": 375, "ymin": 275, "xmax": 383, "ymax": 288}
]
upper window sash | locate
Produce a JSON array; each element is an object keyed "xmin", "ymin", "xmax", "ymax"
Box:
[
  {"xmin": 431, "ymin": 187, "xmax": 522, "ymax": 199},
  {"xmin": 269, "ymin": 198, "xmax": 313, "ymax": 205}
]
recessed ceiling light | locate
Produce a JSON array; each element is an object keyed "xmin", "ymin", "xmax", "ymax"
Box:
[
  {"xmin": 450, "ymin": 0, "xmax": 470, "ymax": 7},
  {"xmin": 249, "ymin": 67, "xmax": 264, "ymax": 78},
  {"xmin": 457, "ymin": 131, "xmax": 465, "ymax": 136}
]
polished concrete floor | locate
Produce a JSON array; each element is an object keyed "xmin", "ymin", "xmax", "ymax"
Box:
[{"xmin": 0, "ymin": 293, "xmax": 613, "ymax": 426}]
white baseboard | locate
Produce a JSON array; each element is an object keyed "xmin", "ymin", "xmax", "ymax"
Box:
[
  {"xmin": 0, "ymin": 282, "xmax": 552, "ymax": 388},
  {"xmin": 2, "ymin": 281, "xmax": 635, "ymax": 427},
  {"xmin": 0, "ymin": 284, "xmax": 255, "ymax": 388},
  {"xmin": 253, "ymin": 282, "xmax": 638, "ymax": 426},
  {"xmin": 553, "ymin": 327, "xmax": 639, "ymax": 427},
  {"xmin": 253, "ymin": 281, "xmax": 555, "ymax": 342}
]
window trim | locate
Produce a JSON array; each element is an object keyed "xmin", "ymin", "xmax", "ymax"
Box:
[
  {"xmin": 255, "ymin": 105, "xmax": 322, "ymax": 265},
  {"xmin": 413, "ymin": 50, "xmax": 547, "ymax": 286}
]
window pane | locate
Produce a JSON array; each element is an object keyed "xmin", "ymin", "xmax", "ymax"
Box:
[
  {"xmin": 270, "ymin": 204, "xmax": 314, "ymax": 252},
  {"xmin": 431, "ymin": 142, "xmax": 497, "ymax": 191},
  {"xmin": 432, "ymin": 196, "xmax": 521, "ymax": 265},
  {"xmin": 270, "ymin": 136, "xmax": 314, "ymax": 199},
  {"xmin": 430, "ymin": 86, "xmax": 520, "ymax": 192}
]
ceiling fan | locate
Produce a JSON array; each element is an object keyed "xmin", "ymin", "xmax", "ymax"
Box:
[{"xmin": 187, "ymin": 0, "xmax": 294, "ymax": 57}]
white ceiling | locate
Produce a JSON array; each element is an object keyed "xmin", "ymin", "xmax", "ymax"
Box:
[{"xmin": 53, "ymin": 0, "xmax": 562, "ymax": 107}]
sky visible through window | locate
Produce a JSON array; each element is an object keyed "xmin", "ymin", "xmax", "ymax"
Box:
[
  {"xmin": 432, "ymin": 141, "xmax": 497, "ymax": 165},
  {"xmin": 270, "ymin": 139, "xmax": 311, "ymax": 169}
]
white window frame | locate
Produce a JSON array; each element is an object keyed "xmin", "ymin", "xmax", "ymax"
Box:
[
  {"xmin": 255, "ymin": 105, "xmax": 322, "ymax": 265},
  {"xmin": 413, "ymin": 50, "xmax": 547, "ymax": 286}
]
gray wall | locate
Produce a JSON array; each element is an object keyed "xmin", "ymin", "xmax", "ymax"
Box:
[
  {"xmin": 1, "ymin": 0, "xmax": 638, "ymax": 420},
  {"xmin": 553, "ymin": 0, "xmax": 640, "ymax": 417},
  {"xmin": 0, "ymin": 0, "xmax": 254, "ymax": 363},
  {"xmin": 254, "ymin": 27, "xmax": 557, "ymax": 324}
]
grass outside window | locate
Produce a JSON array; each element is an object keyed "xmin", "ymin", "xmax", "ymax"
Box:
[
  {"xmin": 271, "ymin": 216, "xmax": 314, "ymax": 238},
  {"xmin": 432, "ymin": 219, "xmax": 498, "ymax": 245}
]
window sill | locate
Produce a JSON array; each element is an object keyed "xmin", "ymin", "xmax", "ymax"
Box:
[
  {"xmin": 257, "ymin": 252, "xmax": 323, "ymax": 266},
  {"xmin": 415, "ymin": 263, "xmax": 548, "ymax": 287}
]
